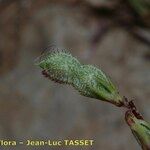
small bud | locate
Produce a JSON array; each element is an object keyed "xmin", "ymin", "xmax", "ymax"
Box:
[
  {"xmin": 125, "ymin": 110, "xmax": 150, "ymax": 150},
  {"xmin": 36, "ymin": 50, "xmax": 123, "ymax": 107}
]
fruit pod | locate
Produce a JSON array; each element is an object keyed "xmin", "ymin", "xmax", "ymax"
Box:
[
  {"xmin": 72, "ymin": 65, "xmax": 123, "ymax": 106},
  {"xmin": 125, "ymin": 110, "xmax": 150, "ymax": 150},
  {"xmin": 36, "ymin": 50, "xmax": 123, "ymax": 107},
  {"xmin": 35, "ymin": 51, "xmax": 81, "ymax": 85}
]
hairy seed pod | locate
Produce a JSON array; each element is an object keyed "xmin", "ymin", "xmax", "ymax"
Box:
[
  {"xmin": 36, "ymin": 50, "xmax": 123, "ymax": 107},
  {"xmin": 125, "ymin": 110, "xmax": 150, "ymax": 150},
  {"xmin": 72, "ymin": 65, "xmax": 123, "ymax": 106},
  {"xmin": 36, "ymin": 51, "xmax": 81, "ymax": 84}
]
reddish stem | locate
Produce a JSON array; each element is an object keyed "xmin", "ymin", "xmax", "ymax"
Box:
[{"xmin": 123, "ymin": 96, "xmax": 143, "ymax": 120}]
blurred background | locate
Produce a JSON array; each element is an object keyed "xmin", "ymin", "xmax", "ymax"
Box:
[{"xmin": 0, "ymin": 0, "xmax": 150, "ymax": 149}]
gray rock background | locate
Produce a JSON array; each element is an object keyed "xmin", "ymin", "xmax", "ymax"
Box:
[{"xmin": 0, "ymin": 1, "xmax": 150, "ymax": 150}]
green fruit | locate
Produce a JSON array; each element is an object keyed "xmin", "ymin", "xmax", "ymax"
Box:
[
  {"xmin": 125, "ymin": 110, "xmax": 150, "ymax": 150},
  {"xmin": 36, "ymin": 50, "xmax": 123, "ymax": 107},
  {"xmin": 72, "ymin": 65, "xmax": 123, "ymax": 106},
  {"xmin": 36, "ymin": 51, "xmax": 81, "ymax": 84}
]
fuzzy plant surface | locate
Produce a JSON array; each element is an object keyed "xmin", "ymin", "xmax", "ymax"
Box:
[
  {"xmin": 125, "ymin": 110, "xmax": 150, "ymax": 150},
  {"xmin": 36, "ymin": 50, "xmax": 123, "ymax": 107}
]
